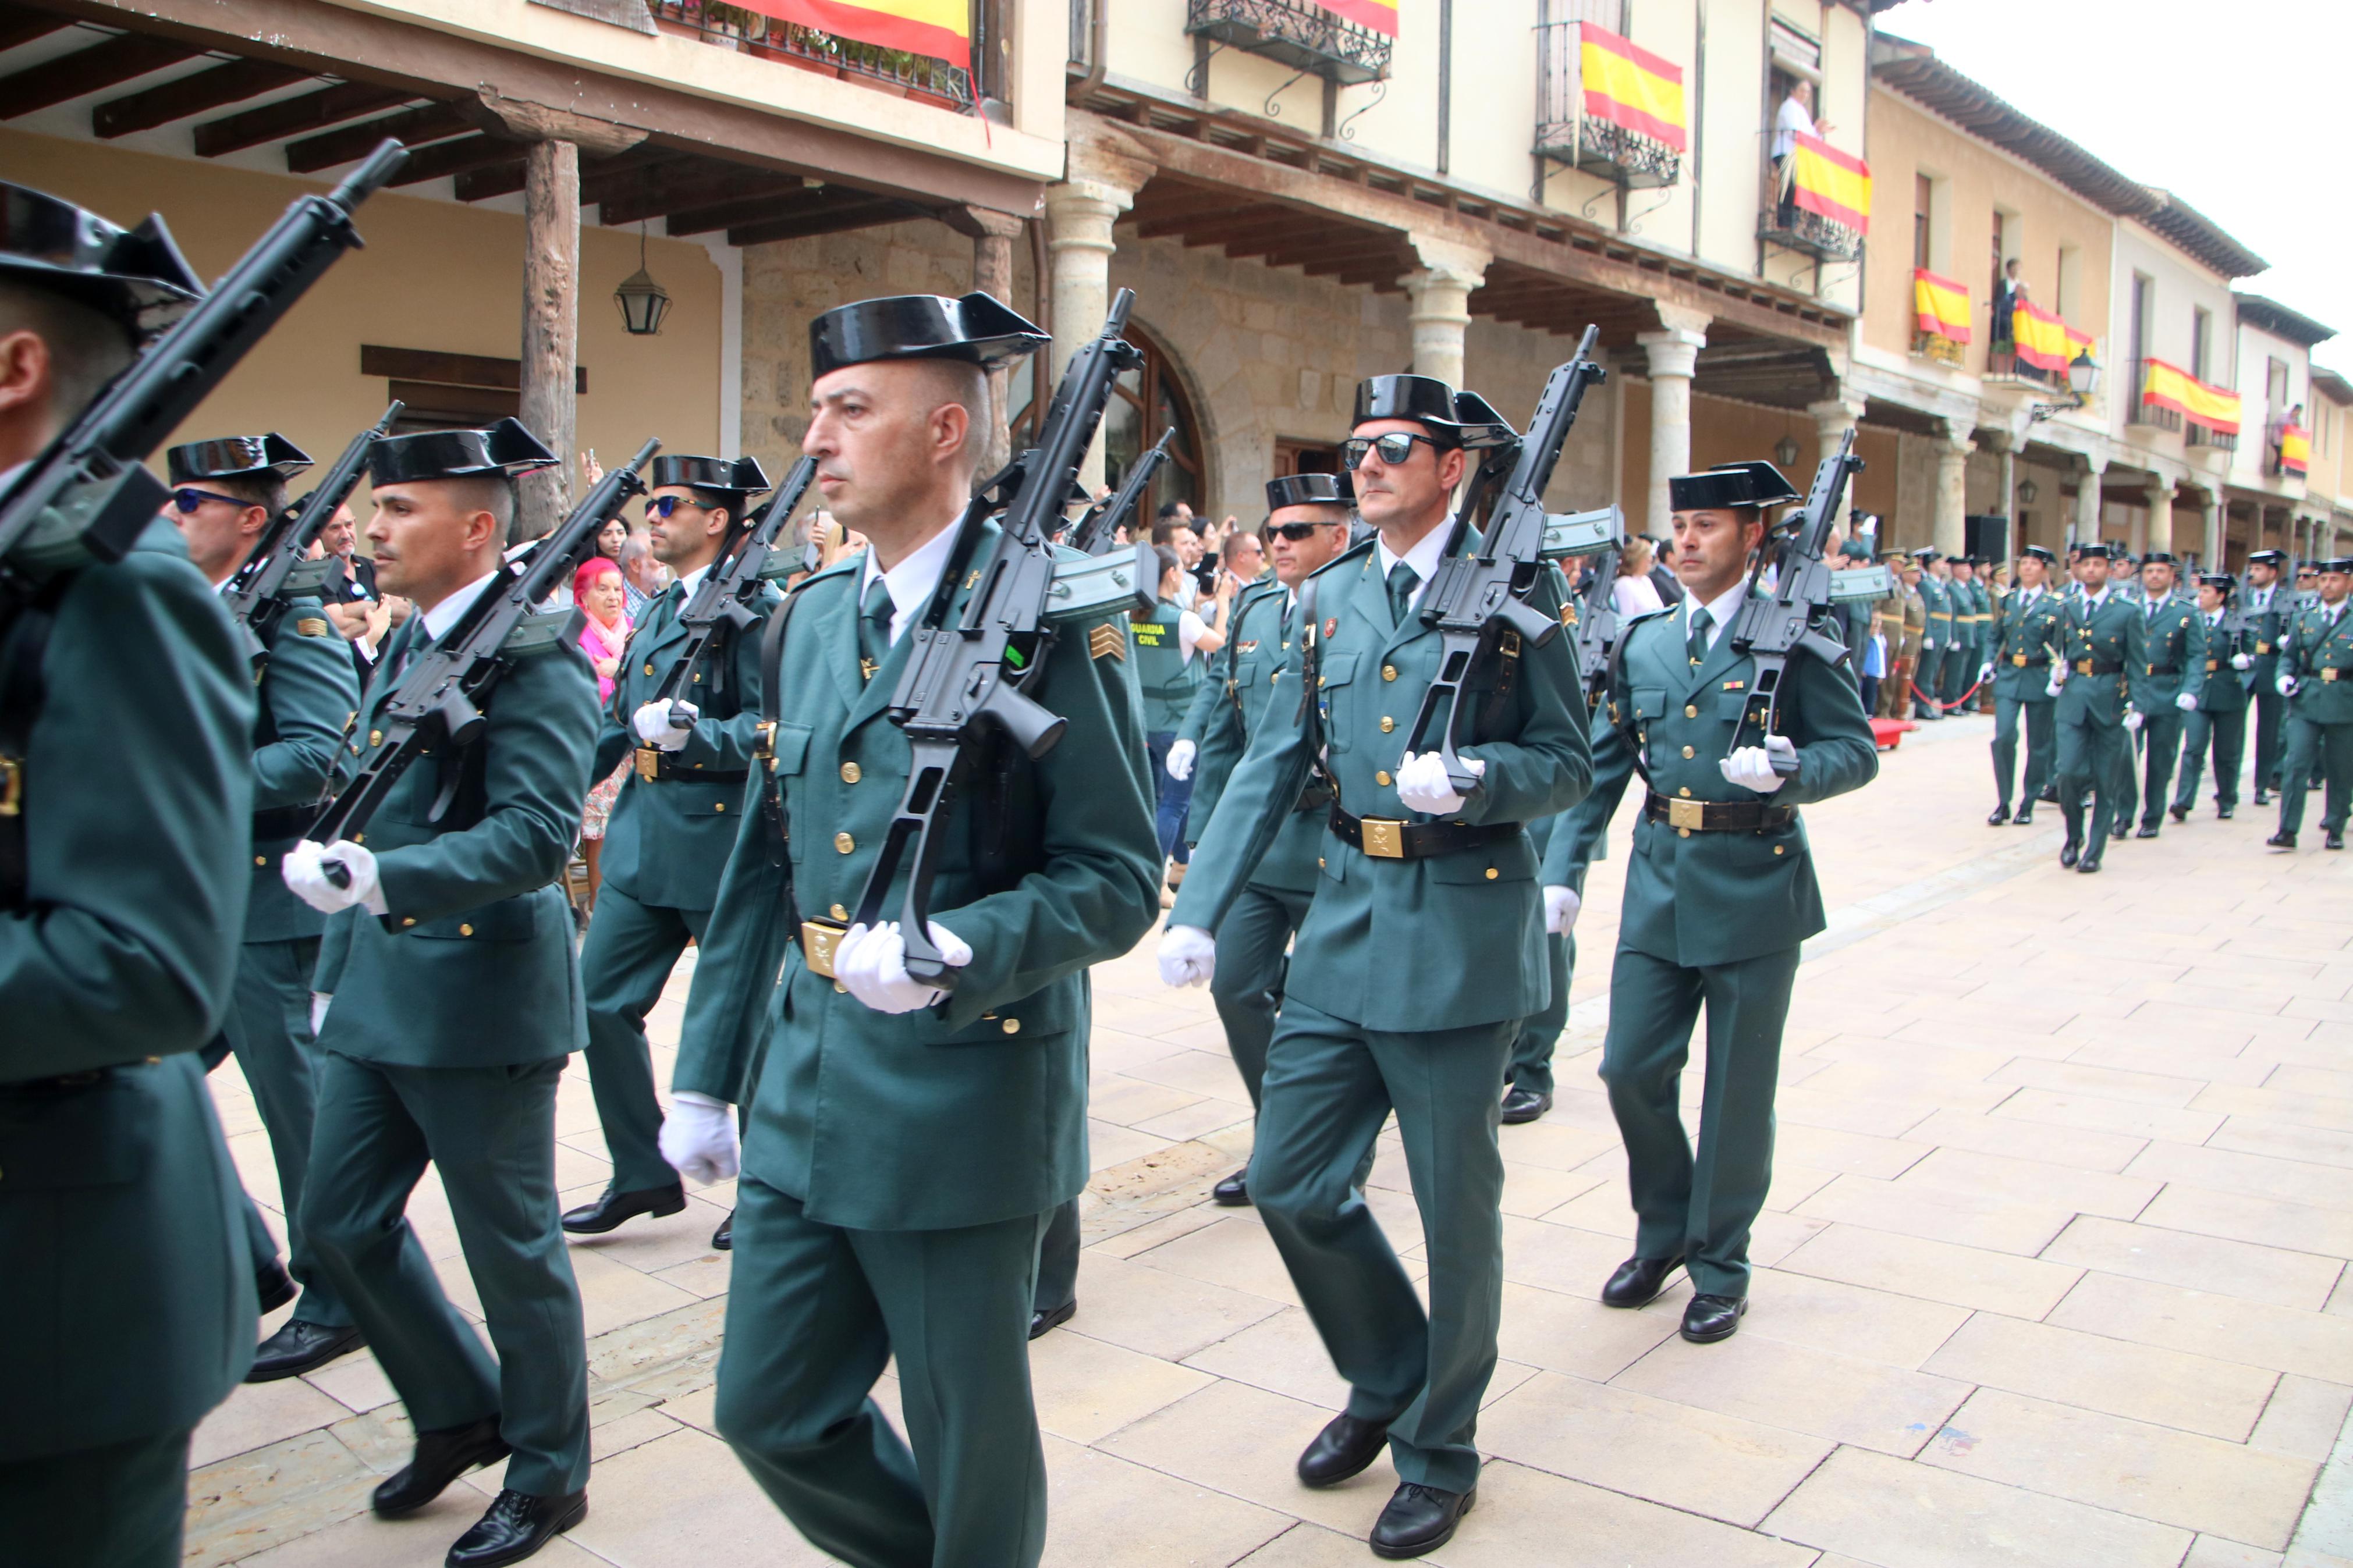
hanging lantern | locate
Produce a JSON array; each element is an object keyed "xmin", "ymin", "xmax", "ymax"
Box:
[
  {"xmin": 615, "ymin": 222, "xmax": 670, "ymax": 336},
  {"xmin": 1774, "ymin": 433, "xmax": 1801, "ymax": 468}
]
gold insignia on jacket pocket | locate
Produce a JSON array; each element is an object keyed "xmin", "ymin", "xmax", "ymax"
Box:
[
  {"xmin": 296, "ymin": 617, "xmax": 331, "ymax": 637},
  {"xmin": 1088, "ymin": 623, "xmax": 1126, "ymax": 662}
]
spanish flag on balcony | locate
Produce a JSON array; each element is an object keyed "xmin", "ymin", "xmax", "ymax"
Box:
[
  {"xmin": 1790, "ymin": 133, "xmax": 1870, "ymax": 233},
  {"xmin": 738, "ymin": 0, "xmax": 966, "ymax": 61},
  {"xmin": 1315, "ymin": 0, "xmax": 1399, "ymax": 37},
  {"xmin": 2141, "ymin": 358, "xmax": 2243, "ymax": 436},
  {"xmin": 2010, "ymin": 301, "xmax": 2074, "ymax": 374},
  {"xmin": 2281, "ymin": 424, "xmax": 2312, "ymax": 477},
  {"xmin": 1912, "ymin": 269, "xmax": 1971, "ymax": 344},
  {"xmin": 1578, "ymin": 24, "xmax": 1686, "ymax": 151}
]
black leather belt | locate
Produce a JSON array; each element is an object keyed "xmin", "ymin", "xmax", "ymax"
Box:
[
  {"xmin": 2145, "ymin": 663, "xmax": 2181, "ymax": 676},
  {"xmin": 634, "ymin": 746, "xmax": 748, "ymax": 785},
  {"xmin": 1, "ymin": 1066, "xmax": 116, "ymax": 1095},
  {"xmin": 1643, "ymin": 792, "xmax": 1795, "ymax": 833},
  {"xmin": 2073, "ymin": 659, "xmax": 2123, "ymax": 676},
  {"xmin": 2007, "ymin": 654, "xmax": 2049, "ymax": 667},
  {"xmin": 1329, "ymin": 806, "xmax": 1519, "ymax": 861},
  {"xmin": 251, "ymin": 805, "xmax": 321, "ymax": 842}
]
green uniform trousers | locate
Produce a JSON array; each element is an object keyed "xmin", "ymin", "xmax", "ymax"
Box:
[
  {"xmin": 223, "ymin": 936, "xmax": 350, "ymax": 1328},
  {"xmin": 714, "ymin": 1176, "xmax": 1050, "ymax": 1568},
  {"xmin": 1249, "ymin": 997, "xmax": 1511, "ymax": 1495},
  {"xmin": 579, "ymin": 888, "xmax": 709, "ymax": 1193},
  {"xmin": 302, "ymin": 1052, "xmax": 590, "ymax": 1498},
  {"xmin": 1939, "ymin": 642, "xmax": 1971, "ymax": 705},
  {"xmin": 1598, "ymin": 944, "xmax": 1800, "ymax": 1300},
  {"xmin": 2055, "ymin": 707, "xmax": 2127, "ymax": 842},
  {"xmin": 1507, "ymin": 933, "xmax": 1571, "ymax": 1098},
  {"xmin": 1912, "ymin": 646, "xmax": 1945, "ymax": 717},
  {"xmin": 2174, "ymin": 708, "xmax": 2248, "ymax": 813},
  {"xmin": 2256, "ymin": 685, "xmax": 2287, "ymax": 789},
  {"xmin": 2118, "ymin": 710, "xmax": 2187, "ymax": 831},
  {"xmin": 0, "ymin": 1427, "xmax": 191, "ymax": 1568},
  {"xmin": 1990, "ymin": 696, "xmax": 2056, "ymax": 810},
  {"xmin": 2277, "ymin": 715, "xmax": 2353, "ymax": 835},
  {"xmin": 1209, "ymin": 882, "xmax": 1315, "ymax": 1112}
]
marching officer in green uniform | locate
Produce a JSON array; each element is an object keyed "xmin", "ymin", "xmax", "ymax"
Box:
[
  {"xmin": 2267, "ymin": 557, "xmax": 2353, "ymax": 851},
  {"xmin": 655, "ymin": 293, "xmax": 1160, "ymax": 1567},
  {"xmin": 2118, "ymin": 551, "xmax": 2205, "ymax": 838},
  {"xmin": 1945, "ymin": 556, "xmax": 1984, "ymax": 708},
  {"xmin": 0, "ymin": 183, "xmax": 258, "ymax": 1568},
  {"xmin": 562, "ymin": 453, "xmax": 776, "ymax": 1248},
  {"xmin": 1161, "ymin": 372, "xmax": 1592, "ymax": 1558},
  {"xmin": 283, "ymin": 419, "xmax": 599, "ymax": 1567},
  {"xmin": 1166, "ymin": 473, "xmax": 1355, "ymax": 1201},
  {"xmin": 165, "ymin": 432, "xmax": 370, "ymax": 1383},
  {"xmin": 2049, "ymin": 541, "xmax": 2145, "ymax": 873},
  {"xmin": 2171, "ymin": 571, "xmax": 2255, "ymax": 821},
  {"xmin": 1912, "ymin": 547, "xmax": 1951, "ymax": 719},
  {"xmin": 2244, "ymin": 549, "xmax": 2291, "ymax": 804},
  {"xmin": 1982, "ymin": 544, "xmax": 2064, "ymax": 825},
  {"xmin": 1557, "ymin": 462, "xmax": 1876, "ymax": 1349}
]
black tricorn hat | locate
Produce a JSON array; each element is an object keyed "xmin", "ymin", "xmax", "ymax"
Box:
[
  {"xmin": 650, "ymin": 454, "xmax": 771, "ymax": 498},
  {"xmin": 808, "ymin": 292, "xmax": 1048, "ymax": 380},
  {"xmin": 2199, "ymin": 571, "xmax": 2237, "ymax": 592},
  {"xmin": 2142, "ymin": 550, "xmax": 2177, "ymax": 566},
  {"xmin": 2021, "ymin": 545, "xmax": 2057, "ymax": 564},
  {"xmin": 167, "ymin": 432, "xmax": 311, "ymax": 485},
  {"xmin": 2248, "ymin": 548, "xmax": 2287, "ymax": 566},
  {"xmin": 1265, "ymin": 472, "xmax": 1354, "ymax": 511},
  {"xmin": 1352, "ymin": 375, "xmax": 1516, "ymax": 449},
  {"xmin": 367, "ymin": 417, "xmax": 558, "ymax": 486},
  {"xmin": 0, "ymin": 180, "xmax": 203, "ymax": 340},
  {"xmin": 2298, "ymin": 560, "xmax": 2325, "ymax": 574},
  {"xmin": 2076, "ymin": 541, "xmax": 2115, "ymax": 559},
  {"xmin": 1669, "ymin": 461, "xmax": 1802, "ymax": 513},
  {"xmin": 2317, "ymin": 557, "xmax": 2353, "ymax": 574}
]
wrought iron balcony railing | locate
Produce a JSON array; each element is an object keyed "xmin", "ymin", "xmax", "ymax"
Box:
[
  {"xmin": 2187, "ymin": 424, "xmax": 2238, "ymax": 453},
  {"xmin": 1759, "ymin": 204, "xmax": 1862, "ymax": 264},
  {"xmin": 648, "ymin": 1, "xmax": 976, "ymax": 111},
  {"xmin": 1185, "ymin": 0, "xmax": 1392, "ymax": 87},
  {"xmin": 2127, "ymin": 360, "xmax": 2182, "ymax": 430},
  {"xmin": 1912, "ymin": 331, "xmax": 1967, "ymax": 370},
  {"xmin": 1533, "ymin": 20, "xmax": 1680, "ymax": 190}
]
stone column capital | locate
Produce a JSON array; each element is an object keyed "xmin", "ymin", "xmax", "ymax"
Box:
[
  {"xmin": 1652, "ymin": 301, "xmax": 1712, "ymax": 339},
  {"xmin": 1401, "ymin": 232, "xmax": 1492, "ymax": 291},
  {"xmin": 1063, "ymin": 123, "xmax": 1155, "ymax": 201},
  {"xmin": 1807, "ymin": 396, "xmax": 1866, "ymax": 440},
  {"xmin": 1932, "ymin": 417, "xmax": 1975, "ymax": 457},
  {"xmin": 1637, "ymin": 329, "xmax": 1705, "ymax": 382}
]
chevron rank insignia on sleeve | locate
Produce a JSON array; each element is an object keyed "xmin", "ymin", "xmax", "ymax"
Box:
[{"xmin": 1088, "ymin": 623, "xmax": 1127, "ymax": 662}]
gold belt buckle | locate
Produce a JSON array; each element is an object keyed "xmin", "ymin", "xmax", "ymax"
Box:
[
  {"xmin": 800, "ymin": 918, "xmax": 848, "ymax": 977},
  {"xmin": 634, "ymin": 745, "xmax": 663, "ymax": 781},
  {"xmin": 1667, "ymin": 798, "xmax": 1706, "ymax": 830},
  {"xmin": 0, "ymin": 755, "xmax": 20, "ymax": 817},
  {"xmin": 2011, "ymin": 654, "xmax": 2028, "ymax": 667},
  {"xmin": 1361, "ymin": 818, "xmax": 1407, "ymax": 858},
  {"xmin": 2075, "ymin": 659, "xmax": 2093, "ymax": 675},
  {"xmin": 2326, "ymin": 669, "xmax": 2340, "ymax": 684},
  {"xmin": 2259, "ymin": 642, "xmax": 2274, "ymax": 653}
]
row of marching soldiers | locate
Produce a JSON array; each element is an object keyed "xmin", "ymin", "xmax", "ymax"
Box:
[
  {"xmin": 3, "ymin": 173, "xmax": 1879, "ymax": 1568},
  {"xmin": 1868, "ymin": 536, "xmax": 2352, "ymax": 867}
]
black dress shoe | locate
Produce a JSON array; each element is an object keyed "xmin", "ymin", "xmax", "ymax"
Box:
[
  {"xmin": 2038, "ymin": 787, "xmax": 2060, "ymax": 804},
  {"xmin": 1987, "ymin": 803, "xmax": 2011, "ymax": 826},
  {"xmin": 247, "ymin": 1320, "xmax": 365, "ymax": 1383},
  {"xmin": 711, "ymin": 1211, "xmax": 733, "ymax": 1250},
  {"xmin": 1499, "ymin": 1086, "xmax": 1552, "ymax": 1125},
  {"xmin": 2078, "ymin": 847, "xmax": 2103, "ymax": 874},
  {"xmin": 2059, "ymin": 837, "xmax": 2080, "ymax": 869},
  {"xmin": 255, "ymin": 1260, "xmax": 298, "ymax": 1316},
  {"xmin": 1212, "ymin": 1168, "xmax": 1251, "ymax": 1206},
  {"xmin": 2170, "ymin": 803, "xmax": 2189, "ymax": 823},
  {"xmin": 371, "ymin": 1416, "xmax": 510, "ymax": 1518},
  {"xmin": 560, "ymin": 1181, "xmax": 685, "ymax": 1235},
  {"xmin": 1600, "ymin": 1254, "xmax": 1685, "ymax": 1309},
  {"xmin": 2135, "ymin": 824, "xmax": 2160, "ymax": 839},
  {"xmin": 2330, "ymin": 830, "xmax": 2346, "ymax": 851},
  {"xmin": 1028, "ymin": 1299, "xmax": 1076, "ymax": 1340},
  {"xmin": 2269, "ymin": 831, "xmax": 2298, "ymax": 851},
  {"xmin": 446, "ymin": 1488, "xmax": 586, "ymax": 1567},
  {"xmin": 2014, "ymin": 804, "xmax": 2034, "ymax": 826},
  {"xmin": 2109, "ymin": 823, "xmax": 2129, "ymax": 841},
  {"xmin": 1297, "ymin": 1413, "xmax": 1390, "ymax": 1488},
  {"xmin": 2219, "ymin": 805, "xmax": 2234, "ymax": 819},
  {"xmin": 2255, "ymin": 789, "xmax": 2272, "ymax": 806},
  {"xmin": 1369, "ymin": 1482, "xmax": 1475, "ymax": 1559},
  {"xmin": 1680, "ymin": 1293, "xmax": 1748, "ymax": 1343}
]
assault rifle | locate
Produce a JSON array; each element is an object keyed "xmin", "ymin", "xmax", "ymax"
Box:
[
  {"xmin": 1573, "ymin": 547, "xmax": 1621, "ymax": 703},
  {"xmin": 0, "ymin": 141, "xmax": 406, "ymax": 617},
  {"xmin": 849, "ymin": 290, "xmax": 1143, "ymax": 986},
  {"xmin": 1403, "ymin": 323, "xmax": 1609, "ymax": 794},
  {"xmin": 1070, "ymin": 429, "xmax": 1170, "ymax": 556},
  {"xmin": 1724, "ymin": 428, "xmax": 1864, "ymax": 772},
  {"xmin": 308, "ymin": 439, "xmax": 659, "ymax": 868},
  {"xmin": 222, "ymin": 400, "xmax": 403, "ymax": 658},
  {"xmin": 658, "ymin": 455, "xmax": 816, "ymax": 731}
]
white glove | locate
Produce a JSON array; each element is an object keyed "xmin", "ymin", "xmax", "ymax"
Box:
[
  {"xmin": 1923, "ymin": 637, "xmax": 1937, "ymax": 650},
  {"xmin": 2280, "ymin": 673, "xmax": 2301, "ymax": 697},
  {"xmin": 634, "ymin": 699, "xmax": 695, "ymax": 750},
  {"xmin": 1719, "ymin": 734, "xmax": 1796, "ymax": 794},
  {"xmin": 2123, "ymin": 708, "xmax": 2142, "ymax": 732},
  {"xmin": 1977, "ymin": 662, "xmax": 1994, "ymax": 686},
  {"xmin": 2045, "ymin": 674, "xmax": 2067, "ymax": 698},
  {"xmin": 1543, "ymin": 885, "xmax": 1580, "ymax": 935},
  {"xmin": 2175, "ymin": 692, "xmax": 2198, "ymax": 712},
  {"xmin": 660, "ymin": 1090, "xmax": 739, "ymax": 1185},
  {"xmin": 833, "ymin": 920, "xmax": 971, "ymax": 1014},
  {"xmin": 1159, "ymin": 924, "xmax": 1217, "ymax": 987},
  {"xmin": 2231, "ymin": 652, "xmax": 2253, "ymax": 670},
  {"xmin": 1395, "ymin": 751, "xmax": 1485, "ymax": 816},
  {"xmin": 309, "ymin": 993, "xmax": 332, "ymax": 1036},
  {"xmin": 1165, "ymin": 738, "xmax": 1196, "ymax": 781},
  {"xmin": 282, "ymin": 838, "xmax": 386, "ymax": 916}
]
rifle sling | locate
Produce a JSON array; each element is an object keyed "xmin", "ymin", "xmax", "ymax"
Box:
[{"xmin": 0, "ymin": 575, "xmax": 69, "ymax": 909}]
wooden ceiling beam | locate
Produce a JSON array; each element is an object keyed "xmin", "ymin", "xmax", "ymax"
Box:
[
  {"xmin": 661, "ymin": 182, "xmax": 822, "ymax": 236},
  {"xmin": 93, "ymin": 54, "xmax": 307, "ymax": 137},
  {"xmin": 286, "ymin": 98, "xmax": 466, "ymax": 173},
  {"xmin": 191, "ymin": 79, "xmax": 407, "ymax": 156},
  {"xmin": 0, "ymin": 32, "xmax": 197, "ymax": 119},
  {"xmin": 383, "ymin": 132, "xmax": 524, "ymax": 187},
  {"xmin": 600, "ymin": 168, "xmax": 799, "ymax": 229},
  {"xmin": 727, "ymin": 195, "xmax": 927, "ymax": 248}
]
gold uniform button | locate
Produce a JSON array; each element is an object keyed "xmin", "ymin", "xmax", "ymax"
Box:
[
  {"xmin": 1484, "ymin": 867, "xmax": 1498, "ymax": 880},
  {"xmin": 1382, "ymin": 664, "xmax": 1398, "ymax": 681},
  {"xmin": 401, "ymin": 917, "xmax": 417, "ymax": 928},
  {"xmin": 255, "ymin": 855, "xmax": 267, "ymax": 866},
  {"xmin": 369, "ymin": 729, "xmax": 382, "ymax": 746},
  {"xmin": 840, "ymin": 762, "xmax": 861, "ymax": 784},
  {"xmin": 459, "ymin": 923, "xmax": 474, "ymax": 937},
  {"xmin": 1681, "ymin": 745, "xmax": 1695, "ymax": 759},
  {"xmin": 1380, "ymin": 716, "xmax": 1394, "ymax": 733},
  {"xmin": 835, "ymin": 981, "xmax": 848, "ymax": 993},
  {"xmin": 1375, "ymin": 770, "xmax": 1392, "ymax": 786},
  {"xmin": 1684, "ymin": 705, "xmax": 1698, "ymax": 719},
  {"xmin": 713, "ymin": 802, "xmax": 725, "ymax": 813},
  {"xmin": 644, "ymin": 663, "xmax": 655, "ymax": 676},
  {"xmin": 1678, "ymin": 787, "xmax": 1692, "ymax": 798},
  {"xmin": 1773, "ymin": 845, "xmax": 1785, "ymax": 855},
  {"xmin": 1002, "ymin": 1018, "xmax": 1021, "ymax": 1035},
  {"xmin": 835, "ymin": 832, "xmax": 855, "ymax": 854},
  {"xmin": 1678, "ymin": 827, "xmax": 1691, "ymax": 838},
  {"xmin": 1318, "ymin": 857, "xmax": 1326, "ymax": 868},
  {"xmin": 831, "ymin": 904, "xmax": 848, "ymax": 921}
]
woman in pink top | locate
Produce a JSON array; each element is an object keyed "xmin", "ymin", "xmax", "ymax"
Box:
[{"xmin": 576, "ymin": 556, "xmax": 632, "ymax": 910}]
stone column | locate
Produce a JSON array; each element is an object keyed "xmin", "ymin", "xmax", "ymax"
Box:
[
  {"xmin": 1398, "ymin": 233, "xmax": 1491, "ymax": 392},
  {"xmin": 966, "ymin": 208, "xmax": 1028, "ymax": 476},
  {"xmin": 2072, "ymin": 458, "xmax": 2104, "ymax": 550},
  {"xmin": 2145, "ymin": 476, "xmax": 2175, "ymax": 559},
  {"xmin": 2203, "ymin": 491, "xmax": 2224, "ymax": 567},
  {"xmin": 1637, "ymin": 304, "xmax": 1710, "ymax": 534},
  {"xmin": 1043, "ymin": 133, "xmax": 1151, "ymax": 490},
  {"xmin": 519, "ymin": 137, "xmax": 581, "ymax": 542},
  {"xmin": 1932, "ymin": 417, "xmax": 1973, "ymax": 559}
]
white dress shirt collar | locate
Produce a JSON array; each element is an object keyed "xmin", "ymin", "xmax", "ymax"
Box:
[
  {"xmin": 1687, "ymin": 579, "xmax": 1748, "ymax": 655},
  {"xmin": 2082, "ymin": 586, "xmax": 2111, "ymax": 612},
  {"xmin": 675, "ymin": 561, "xmax": 711, "ymax": 600},
  {"xmin": 857, "ymin": 517, "xmax": 961, "ymax": 646},
  {"xmin": 1375, "ymin": 521, "xmax": 1451, "ymax": 616},
  {"xmin": 419, "ymin": 569, "xmax": 503, "ymax": 641}
]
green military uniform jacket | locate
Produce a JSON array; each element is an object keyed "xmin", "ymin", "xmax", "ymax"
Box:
[
  {"xmin": 672, "ymin": 530, "xmax": 1161, "ymax": 1232},
  {"xmin": 246, "ymin": 596, "xmax": 361, "ymax": 942},
  {"xmin": 2129, "ymin": 592, "xmax": 2208, "ymax": 710},
  {"xmin": 1968, "ymin": 580, "xmax": 1997, "ymax": 666},
  {"xmin": 1132, "ymin": 596, "xmax": 1201, "ymax": 733},
  {"xmin": 1919, "ymin": 575, "xmax": 1953, "ymax": 653},
  {"xmin": 1990, "ymin": 585, "xmax": 2066, "ymax": 702},
  {"xmin": 1, "ymin": 519, "xmax": 257, "ymax": 1461},
  {"xmin": 1172, "ymin": 539, "xmax": 1594, "ymax": 1031},
  {"xmin": 2246, "ymin": 582, "xmax": 2290, "ymax": 682},
  {"xmin": 591, "ymin": 576, "xmax": 782, "ymax": 911},
  {"xmin": 1181, "ymin": 580, "xmax": 1319, "ymax": 894},
  {"xmin": 2186, "ymin": 610, "xmax": 2253, "ymax": 712},
  {"xmin": 313, "ymin": 610, "xmax": 598, "ymax": 1066},
  {"xmin": 2283, "ymin": 602, "xmax": 2353, "ymax": 723},
  {"xmin": 1561, "ymin": 597, "xmax": 1878, "ymax": 969},
  {"xmin": 2056, "ymin": 591, "xmax": 2149, "ymax": 725}
]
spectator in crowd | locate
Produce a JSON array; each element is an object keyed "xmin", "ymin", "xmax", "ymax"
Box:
[
  {"xmin": 574, "ymin": 555, "xmax": 633, "ymax": 912},
  {"xmin": 619, "ymin": 530, "xmax": 665, "ymax": 621},
  {"xmin": 1615, "ymin": 535, "xmax": 1667, "ymax": 618},
  {"xmin": 594, "ymin": 512, "xmax": 629, "ymax": 564},
  {"xmin": 1137, "ymin": 544, "xmax": 1229, "ymax": 902},
  {"xmin": 1644, "ymin": 534, "xmax": 1687, "ymax": 606},
  {"xmin": 1223, "ymin": 524, "xmax": 1266, "ymax": 586}
]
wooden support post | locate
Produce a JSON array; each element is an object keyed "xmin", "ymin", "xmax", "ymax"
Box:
[{"xmin": 519, "ymin": 137, "xmax": 580, "ymax": 542}]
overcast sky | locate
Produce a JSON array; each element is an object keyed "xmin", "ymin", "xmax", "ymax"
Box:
[{"xmin": 1878, "ymin": 0, "xmax": 2353, "ymax": 376}]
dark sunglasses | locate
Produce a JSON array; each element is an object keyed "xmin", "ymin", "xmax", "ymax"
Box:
[
  {"xmin": 1269, "ymin": 521, "xmax": 1338, "ymax": 541},
  {"xmin": 645, "ymin": 496, "xmax": 715, "ymax": 520},
  {"xmin": 1340, "ymin": 432, "xmax": 1441, "ymax": 470},
  {"xmin": 171, "ymin": 486, "xmax": 249, "ymax": 514}
]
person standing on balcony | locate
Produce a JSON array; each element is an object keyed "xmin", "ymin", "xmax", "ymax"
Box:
[
  {"xmin": 1770, "ymin": 80, "xmax": 1832, "ymax": 221},
  {"xmin": 1990, "ymin": 259, "xmax": 2026, "ymax": 375}
]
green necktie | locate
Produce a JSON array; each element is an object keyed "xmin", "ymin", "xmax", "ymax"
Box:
[
  {"xmin": 1687, "ymin": 606, "xmax": 1712, "ymax": 667},
  {"xmin": 1386, "ymin": 562, "xmax": 1419, "ymax": 624},
  {"xmin": 857, "ymin": 575, "xmax": 893, "ymax": 676}
]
